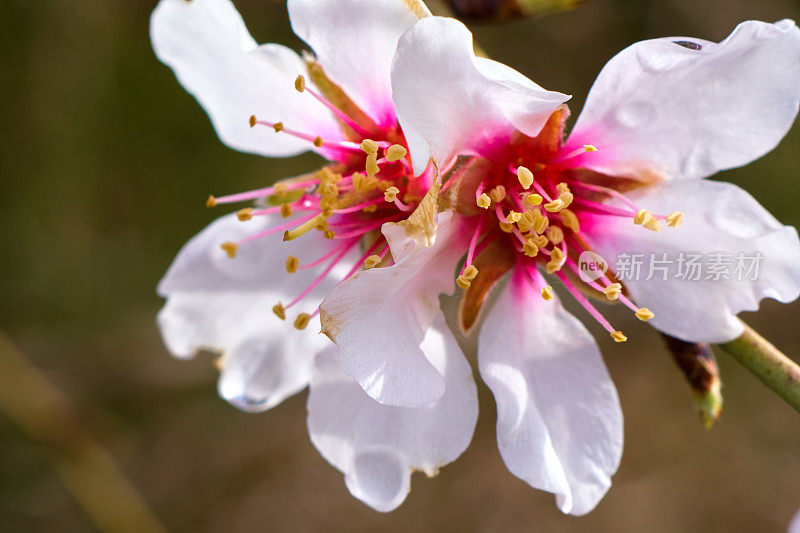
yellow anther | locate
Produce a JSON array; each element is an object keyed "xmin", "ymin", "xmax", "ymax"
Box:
[
  {"xmin": 366, "ymin": 152, "xmax": 379, "ymax": 178},
  {"xmin": 294, "ymin": 313, "xmax": 311, "ymax": 330},
  {"xmin": 206, "ymin": 195, "xmax": 217, "ymax": 208},
  {"xmin": 602, "ymin": 283, "xmax": 622, "ymax": 300},
  {"xmin": 610, "ymin": 330, "xmax": 627, "ymax": 342},
  {"xmin": 272, "ymin": 122, "xmax": 284, "ymax": 133},
  {"xmin": 280, "ymin": 203, "xmax": 293, "ymax": 218},
  {"xmin": 499, "ymin": 222, "xmax": 514, "ymax": 233},
  {"xmin": 384, "ymin": 186, "xmax": 400, "ymax": 202},
  {"xmin": 220, "ymin": 241, "xmax": 238, "ymax": 258},
  {"xmin": 644, "ymin": 217, "xmax": 662, "ymax": 232},
  {"xmin": 294, "ymin": 75, "xmax": 306, "ymax": 92},
  {"xmin": 555, "ymin": 182, "xmax": 570, "ymax": 194},
  {"xmin": 634, "ymin": 209, "xmax": 652, "ymax": 226},
  {"xmin": 317, "ymin": 167, "xmax": 338, "ymax": 183},
  {"xmin": 273, "ymin": 183, "xmax": 288, "ymax": 196},
  {"xmin": 531, "ymin": 234, "xmax": 549, "ymax": 248},
  {"xmin": 545, "ymin": 226, "xmax": 564, "ymax": 245},
  {"xmin": 490, "ymin": 185, "xmax": 507, "ymax": 203},
  {"xmin": 546, "ymin": 247, "xmax": 565, "ymax": 274},
  {"xmin": 360, "ymin": 138, "xmax": 379, "ymax": 154},
  {"xmin": 560, "ymin": 209, "xmax": 580, "ymax": 233},
  {"xmin": 352, "ymin": 172, "xmax": 377, "ymax": 193},
  {"xmin": 456, "ymin": 275, "xmax": 471, "ymax": 290},
  {"xmin": 283, "ymin": 213, "xmax": 327, "ymax": 241},
  {"xmin": 525, "ymin": 193, "xmax": 543, "ymax": 206},
  {"xmin": 523, "ymin": 240, "xmax": 539, "ymax": 257},
  {"xmin": 558, "ymin": 191, "xmax": 574, "ymax": 208},
  {"xmin": 272, "ymin": 302, "xmax": 286, "ymax": 320},
  {"xmin": 544, "ymin": 198, "xmax": 564, "ymax": 213},
  {"xmin": 321, "ymin": 182, "xmax": 339, "ymax": 198},
  {"xmin": 584, "ymin": 144, "xmax": 598, "ymax": 152},
  {"xmin": 477, "ymin": 193, "xmax": 491, "ymax": 209},
  {"xmin": 376, "ymin": 180, "xmax": 392, "ymax": 191},
  {"xmin": 313, "ymin": 136, "xmax": 324, "ymax": 147},
  {"xmin": 386, "ymin": 144, "xmax": 407, "ymax": 162},
  {"xmin": 463, "ymin": 265, "xmax": 479, "ymax": 280},
  {"xmin": 285, "ymin": 255, "xmax": 299, "ymax": 273},
  {"xmin": 507, "ymin": 211, "xmax": 522, "ymax": 224},
  {"xmin": 249, "ymin": 115, "xmax": 257, "ymax": 128},
  {"xmin": 364, "ymin": 255, "xmax": 382, "ymax": 269},
  {"xmin": 635, "ymin": 308, "xmax": 655, "ymax": 322},
  {"xmin": 237, "ymin": 208, "xmax": 254, "ymax": 221},
  {"xmin": 540, "ymin": 285, "xmax": 554, "ymax": 301},
  {"xmin": 666, "ymin": 211, "xmax": 684, "ymax": 228},
  {"xmin": 517, "ymin": 212, "xmax": 535, "ymax": 233},
  {"xmin": 323, "ymin": 228, "xmax": 335, "ymax": 240},
  {"xmin": 363, "ymin": 204, "xmax": 377, "ymax": 213},
  {"xmin": 532, "ymin": 210, "xmax": 549, "ymax": 234},
  {"xmin": 517, "ymin": 166, "xmax": 534, "ymax": 189}
]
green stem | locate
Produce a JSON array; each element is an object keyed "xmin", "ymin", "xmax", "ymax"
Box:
[{"xmin": 718, "ymin": 320, "xmax": 800, "ymax": 414}]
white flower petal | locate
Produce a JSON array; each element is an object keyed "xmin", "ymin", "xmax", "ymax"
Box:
[
  {"xmin": 789, "ymin": 507, "xmax": 800, "ymax": 533},
  {"xmin": 151, "ymin": 0, "xmax": 343, "ymax": 158},
  {"xmin": 319, "ymin": 211, "xmax": 468, "ymax": 407},
  {"xmin": 288, "ymin": 0, "xmax": 428, "ymax": 127},
  {"xmin": 478, "ymin": 270, "xmax": 623, "ymax": 516},
  {"xmin": 570, "ymin": 20, "xmax": 800, "ymax": 180},
  {"xmin": 158, "ymin": 292, "xmax": 328, "ymax": 411},
  {"xmin": 584, "ymin": 180, "xmax": 800, "ymax": 343},
  {"xmin": 391, "ymin": 17, "xmax": 570, "ymax": 174},
  {"xmin": 307, "ymin": 313, "xmax": 477, "ymax": 512},
  {"xmin": 157, "ymin": 212, "xmax": 359, "ymax": 411}
]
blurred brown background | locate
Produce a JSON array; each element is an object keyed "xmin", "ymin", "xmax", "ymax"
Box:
[{"xmin": 2, "ymin": 0, "xmax": 799, "ymax": 531}]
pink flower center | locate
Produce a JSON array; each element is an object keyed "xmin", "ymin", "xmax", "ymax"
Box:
[
  {"xmin": 450, "ymin": 114, "xmax": 682, "ymax": 341},
  {"xmin": 206, "ymin": 75, "xmax": 434, "ymax": 328}
]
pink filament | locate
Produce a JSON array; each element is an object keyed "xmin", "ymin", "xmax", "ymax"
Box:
[
  {"xmin": 333, "ymin": 196, "xmax": 384, "ymax": 214},
  {"xmin": 214, "ymin": 179, "xmax": 317, "ymax": 205},
  {"xmin": 555, "ymin": 270, "xmax": 616, "ymax": 334},
  {"xmin": 285, "ymin": 239, "xmax": 359, "ymax": 309},
  {"xmin": 461, "ymin": 215, "xmax": 486, "ymax": 274},
  {"xmin": 564, "ymin": 236, "xmax": 640, "ymax": 313},
  {"xmin": 303, "ymin": 86, "xmax": 373, "ymax": 138},
  {"xmin": 255, "ymin": 120, "xmax": 363, "ymax": 153},
  {"xmin": 393, "ymin": 198, "xmax": 413, "ymax": 212},
  {"xmin": 568, "ymin": 181, "xmax": 639, "ymax": 211},
  {"xmin": 297, "ymin": 240, "xmax": 353, "ymax": 270},
  {"xmin": 332, "ymin": 215, "xmax": 402, "ymax": 240},
  {"xmin": 339, "ymin": 237, "xmax": 387, "ymax": 282},
  {"xmin": 237, "ymin": 212, "xmax": 318, "ymax": 244}
]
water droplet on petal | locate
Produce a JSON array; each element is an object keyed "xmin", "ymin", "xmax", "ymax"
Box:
[
  {"xmin": 349, "ymin": 450, "xmax": 407, "ymax": 508},
  {"xmin": 681, "ymin": 145, "xmax": 714, "ymax": 178},
  {"xmin": 708, "ymin": 193, "xmax": 774, "ymax": 239}
]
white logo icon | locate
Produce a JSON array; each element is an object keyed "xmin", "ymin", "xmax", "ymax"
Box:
[{"xmin": 578, "ymin": 251, "xmax": 608, "ymax": 282}]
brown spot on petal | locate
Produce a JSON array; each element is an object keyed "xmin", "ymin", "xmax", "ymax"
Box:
[
  {"xmin": 319, "ymin": 306, "xmax": 341, "ymax": 343},
  {"xmin": 384, "ymin": 180, "xmax": 441, "ymax": 248},
  {"xmin": 458, "ymin": 238, "xmax": 515, "ymax": 335}
]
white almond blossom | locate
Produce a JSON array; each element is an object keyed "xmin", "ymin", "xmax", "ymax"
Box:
[
  {"xmin": 152, "ymin": 0, "xmax": 800, "ymax": 516},
  {"xmin": 320, "ymin": 16, "xmax": 800, "ymax": 514},
  {"xmin": 153, "ymin": 0, "xmax": 478, "ymax": 511}
]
